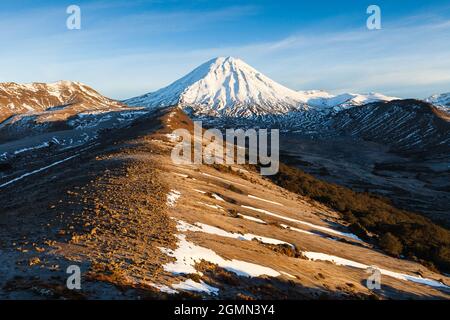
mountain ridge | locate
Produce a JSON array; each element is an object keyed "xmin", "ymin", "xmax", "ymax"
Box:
[
  {"xmin": 124, "ymin": 56, "xmax": 396, "ymax": 116},
  {"xmin": 124, "ymin": 56, "xmax": 307, "ymax": 117},
  {"xmin": 426, "ymin": 92, "xmax": 450, "ymax": 114},
  {"xmin": 1, "ymin": 106, "xmax": 449, "ymax": 299},
  {"xmin": 0, "ymin": 80, "xmax": 125, "ymax": 120},
  {"xmin": 0, "ymin": 80, "xmax": 143, "ymax": 145}
]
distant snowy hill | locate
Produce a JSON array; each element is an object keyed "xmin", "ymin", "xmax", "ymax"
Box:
[
  {"xmin": 125, "ymin": 57, "xmax": 395, "ymax": 117},
  {"xmin": 327, "ymin": 99, "xmax": 450, "ymax": 156},
  {"xmin": 301, "ymin": 90, "xmax": 397, "ymax": 111},
  {"xmin": 0, "ymin": 81, "xmax": 145, "ymax": 144},
  {"xmin": 425, "ymin": 92, "xmax": 450, "ymax": 113},
  {"xmin": 0, "ymin": 81, "xmax": 125, "ymax": 123}
]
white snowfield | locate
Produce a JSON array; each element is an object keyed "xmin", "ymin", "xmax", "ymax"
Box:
[
  {"xmin": 177, "ymin": 220, "xmax": 294, "ymax": 248},
  {"xmin": 0, "ymin": 154, "xmax": 80, "ymax": 188},
  {"xmin": 304, "ymin": 252, "xmax": 449, "ymax": 290},
  {"xmin": 124, "ymin": 56, "xmax": 396, "ymax": 117},
  {"xmin": 160, "ymin": 233, "xmax": 281, "ymax": 278},
  {"xmin": 237, "ymin": 213, "xmax": 267, "ymax": 224},
  {"xmin": 166, "ymin": 189, "xmax": 181, "ymax": 207},
  {"xmin": 425, "ymin": 92, "xmax": 450, "ymax": 112},
  {"xmin": 248, "ymin": 195, "xmax": 283, "ymax": 206},
  {"xmin": 211, "ymin": 193, "xmax": 225, "ymax": 201},
  {"xmin": 241, "ymin": 205, "xmax": 361, "ymax": 241},
  {"xmin": 197, "ymin": 201, "xmax": 223, "ymax": 210},
  {"xmin": 280, "ymin": 271, "xmax": 296, "ymax": 279},
  {"xmin": 161, "ymin": 218, "xmax": 449, "ymax": 292},
  {"xmin": 172, "ymin": 279, "xmax": 219, "ymax": 296},
  {"xmin": 149, "ymin": 283, "xmax": 179, "ymax": 294},
  {"xmin": 299, "ymin": 90, "xmax": 398, "ymax": 111},
  {"xmin": 281, "ymin": 224, "xmax": 315, "ymax": 236},
  {"xmin": 125, "ymin": 57, "xmax": 306, "ymax": 117}
]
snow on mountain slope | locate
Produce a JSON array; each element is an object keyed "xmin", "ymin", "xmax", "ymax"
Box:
[
  {"xmin": 0, "ymin": 81, "xmax": 146, "ymax": 145},
  {"xmin": 125, "ymin": 57, "xmax": 396, "ymax": 117},
  {"xmin": 327, "ymin": 99, "xmax": 450, "ymax": 156},
  {"xmin": 426, "ymin": 92, "xmax": 450, "ymax": 112},
  {"xmin": 302, "ymin": 91, "xmax": 398, "ymax": 110},
  {"xmin": 0, "ymin": 81, "xmax": 125, "ymax": 122},
  {"xmin": 125, "ymin": 56, "xmax": 310, "ymax": 117}
]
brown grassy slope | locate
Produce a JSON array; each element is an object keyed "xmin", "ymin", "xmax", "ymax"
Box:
[
  {"xmin": 266, "ymin": 163, "xmax": 450, "ymax": 273},
  {"xmin": 167, "ymin": 107, "xmax": 450, "ymax": 273}
]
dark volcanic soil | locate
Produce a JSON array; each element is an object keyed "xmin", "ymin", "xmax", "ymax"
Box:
[{"xmin": 279, "ymin": 134, "xmax": 450, "ymax": 227}]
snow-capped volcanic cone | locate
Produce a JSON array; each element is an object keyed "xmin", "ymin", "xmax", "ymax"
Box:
[
  {"xmin": 125, "ymin": 56, "xmax": 397, "ymax": 117},
  {"xmin": 124, "ymin": 56, "xmax": 309, "ymax": 117}
]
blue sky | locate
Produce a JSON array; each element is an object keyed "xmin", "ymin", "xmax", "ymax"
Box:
[{"xmin": 1, "ymin": 0, "xmax": 450, "ymax": 99}]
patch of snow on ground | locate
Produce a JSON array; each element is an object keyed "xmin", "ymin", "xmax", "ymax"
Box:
[
  {"xmin": 293, "ymin": 219, "xmax": 361, "ymax": 241},
  {"xmin": 237, "ymin": 213, "xmax": 267, "ymax": 224},
  {"xmin": 304, "ymin": 252, "xmax": 449, "ymax": 289},
  {"xmin": 280, "ymin": 271, "xmax": 296, "ymax": 279},
  {"xmin": 13, "ymin": 141, "xmax": 50, "ymax": 155},
  {"xmin": 241, "ymin": 205, "xmax": 361, "ymax": 241},
  {"xmin": 167, "ymin": 190, "xmax": 181, "ymax": 207},
  {"xmin": 193, "ymin": 189, "xmax": 206, "ymax": 194},
  {"xmin": 0, "ymin": 154, "xmax": 80, "ymax": 188},
  {"xmin": 22, "ymin": 103, "xmax": 35, "ymax": 112},
  {"xmin": 166, "ymin": 133, "xmax": 180, "ymax": 142},
  {"xmin": 197, "ymin": 201, "xmax": 223, "ymax": 210},
  {"xmin": 172, "ymin": 279, "xmax": 219, "ymax": 295},
  {"xmin": 281, "ymin": 224, "xmax": 315, "ymax": 236},
  {"xmin": 149, "ymin": 283, "xmax": 178, "ymax": 294},
  {"xmin": 160, "ymin": 234, "xmax": 280, "ymax": 278},
  {"xmin": 177, "ymin": 220, "xmax": 294, "ymax": 248},
  {"xmin": 211, "ymin": 193, "xmax": 225, "ymax": 201},
  {"xmin": 248, "ymin": 195, "xmax": 283, "ymax": 206}
]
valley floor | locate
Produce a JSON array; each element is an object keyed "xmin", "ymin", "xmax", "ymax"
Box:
[{"xmin": 279, "ymin": 134, "xmax": 450, "ymax": 226}]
